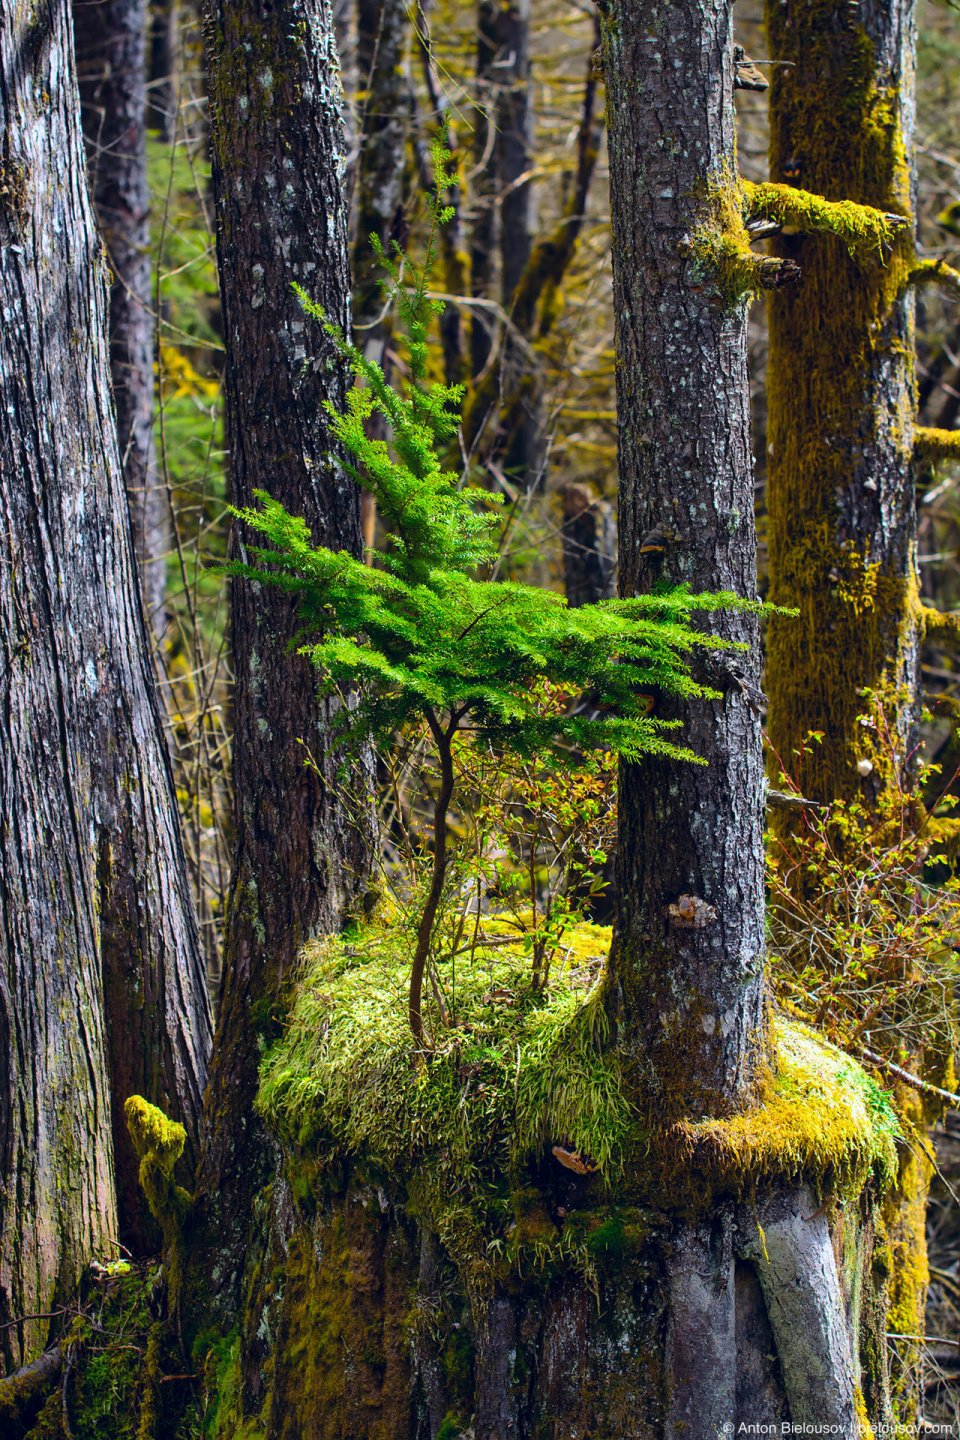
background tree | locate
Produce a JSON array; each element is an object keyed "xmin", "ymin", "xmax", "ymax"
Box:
[
  {"xmin": 0, "ymin": 0, "xmax": 210, "ymax": 1363},
  {"xmin": 761, "ymin": 0, "xmax": 947, "ymax": 1408},
  {"xmin": 73, "ymin": 0, "xmax": 169, "ymax": 633}
]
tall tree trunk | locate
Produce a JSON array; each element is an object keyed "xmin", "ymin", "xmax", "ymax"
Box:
[
  {"xmin": 606, "ymin": 8, "xmax": 766, "ymax": 1120},
  {"xmin": 763, "ymin": 0, "xmax": 933, "ymax": 1413},
  {"xmin": 74, "ymin": 0, "xmax": 169, "ymax": 636},
  {"xmin": 354, "ymin": 0, "xmax": 409, "ymax": 555},
  {"xmin": 764, "ymin": 0, "xmax": 919, "ymax": 816},
  {"xmin": 197, "ymin": 0, "xmax": 370, "ymax": 1319},
  {"xmin": 0, "ymin": 0, "xmax": 210, "ymax": 1359},
  {"xmin": 470, "ymin": 0, "xmax": 499, "ymax": 380},
  {"xmin": 496, "ymin": 0, "xmax": 533, "ymax": 306},
  {"xmin": 147, "ymin": 0, "xmax": 179, "ymax": 140}
]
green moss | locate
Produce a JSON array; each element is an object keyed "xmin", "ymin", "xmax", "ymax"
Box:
[
  {"xmin": 744, "ymin": 181, "xmax": 903, "ymax": 262},
  {"xmin": 124, "ymin": 1098, "xmax": 192, "ymax": 1311},
  {"xmin": 257, "ymin": 918, "xmax": 625, "ymax": 1188},
  {"xmin": 683, "ymin": 174, "xmax": 783, "ymax": 307},
  {"xmin": 763, "ymin": 0, "xmax": 918, "ymax": 820},
  {"xmin": 260, "ymin": 919, "xmax": 899, "ymax": 1227},
  {"xmin": 652, "ymin": 1020, "xmax": 899, "ymax": 1205},
  {"xmin": 914, "ymin": 426, "xmax": 960, "ymax": 463}
]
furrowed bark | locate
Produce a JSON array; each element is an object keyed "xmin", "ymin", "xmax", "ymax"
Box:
[
  {"xmin": 74, "ymin": 0, "xmax": 169, "ymax": 635},
  {"xmin": 0, "ymin": 0, "xmax": 211, "ymax": 1350},
  {"xmin": 603, "ymin": 0, "xmax": 767, "ymax": 1119},
  {"xmin": 198, "ymin": 0, "xmax": 370, "ymax": 1320}
]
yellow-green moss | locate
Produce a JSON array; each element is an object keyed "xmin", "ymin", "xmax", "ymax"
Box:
[
  {"xmin": 883, "ymin": 1088, "xmax": 933, "ymax": 1424},
  {"xmin": 124, "ymin": 1098, "xmax": 191, "ymax": 1238},
  {"xmin": 258, "ymin": 921, "xmax": 899, "ymax": 1222},
  {"xmin": 257, "ymin": 918, "xmax": 624, "ymax": 1186},
  {"xmin": 124, "ymin": 1097, "xmax": 192, "ymax": 1310},
  {"xmin": 914, "ymin": 426, "xmax": 960, "ymax": 464},
  {"xmin": 683, "ymin": 174, "xmax": 786, "ymax": 307},
  {"xmin": 763, "ymin": 0, "xmax": 918, "ymax": 820},
  {"xmin": 650, "ymin": 1019, "xmax": 899, "ymax": 1204},
  {"xmin": 744, "ymin": 181, "xmax": 903, "ymax": 262}
]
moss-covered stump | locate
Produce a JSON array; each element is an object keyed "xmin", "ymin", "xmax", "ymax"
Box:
[{"xmin": 187, "ymin": 923, "xmax": 911, "ymax": 1438}]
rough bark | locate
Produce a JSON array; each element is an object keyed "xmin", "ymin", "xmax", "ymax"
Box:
[
  {"xmin": 0, "ymin": 0, "xmax": 211, "ymax": 1356},
  {"xmin": 764, "ymin": 0, "xmax": 919, "ymax": 812},
  {"xmin": 198, "ymin": 0, "xmax": 370, "ymax": 1310},
  {"xmin": 603, "ymin": 0, "xmax": 767, "ymax": 1118},
  {"xmin": 763, "ymin": 0, "xmax": 929, "ymax": 1410},
  {"xmin": 74, "ymin": 0, "xmax": 169, "ymax": 635}
]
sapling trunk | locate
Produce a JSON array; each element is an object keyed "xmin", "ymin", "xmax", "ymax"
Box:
[{"xmin": 409, "ymin": 707, "xmax": 459, "ymax": 1044}]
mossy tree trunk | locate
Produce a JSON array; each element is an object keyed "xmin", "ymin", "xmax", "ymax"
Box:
[
  {"xmin": 197, "ymin": 0, "xmax": 370, "ymax": 1317},
  {"xmin": 73, "ymin": 0, "xmax": 169, "ymax": 635},
  {"xmin": 763, "ymin": 0, "xmax": 935, "ymax": 1411},
  {"xmin": 764, "ymin": 0, "xmax": 919, "ymax": 813},
  {"xmin": 201, "ymin": 3, "xmax": 907, "ymax": 1437},
  {"xmin": 0, "ymin": 0, "xmax": 211, "ymax": 1362}
]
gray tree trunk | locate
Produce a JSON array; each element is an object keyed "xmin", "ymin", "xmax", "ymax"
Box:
[
  {"xmin": 0, "ymin": 0, "xmax": 211, "ymax": 1359},
  {"xmin": 74, "ymin": 0, "xmax": 169, "ymax": 636},
  {"xmin": 605, "ymin": 0, "xmax": 766, "ymax": 1116}
]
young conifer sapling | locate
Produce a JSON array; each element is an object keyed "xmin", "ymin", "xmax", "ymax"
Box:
[{"xmin": 225, "ymin": 138, "xmax": 760, "ymax": 1047}]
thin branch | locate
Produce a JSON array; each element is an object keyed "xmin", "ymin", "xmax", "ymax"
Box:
[
  {"xmin": 862, "ymin": 1047, "xmax": 960, "ymax": 1108},
  {"xmin": 915, "ymin": 426, "xmax": 960, "ymax": 464}
]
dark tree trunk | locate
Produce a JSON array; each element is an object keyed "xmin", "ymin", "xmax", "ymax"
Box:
[
  {"xmin": 198, "ymin": 0, "xmax": 370, "ymax": 1314},
  {"xmin": 74, "ymin": 0, "xmax": 169, "ymax": 636},
  {"xmin": 354, "ymin": 0, "xmax": 409, "ymax": 329},
  {"xmin": 495, "ymin": 0, "xmax": 533, "ymax": 307},
  {"xmin": 147, "ymin": 0, "xmax": 179, "ymax": 140},
  {"xmin": 0, "ymin": 0, "xmax": 211, "ymax": 1356},
  {"xmin": 605, "ymin": 0, "xmax": 767, "ymax": 1119},
  {"xmin": 470, "ymin": 0, "xmax": 499, "ymax": 380},
  {"xmin": 354, "ymin": 0, "xmax": 409, "ymax": 554},
  {"xmin": 560, "ymin": 482, "xmax": 616, "ymax": 608}
]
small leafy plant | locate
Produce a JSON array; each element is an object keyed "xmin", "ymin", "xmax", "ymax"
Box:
[
  {"xmin": 767, "ymin": 701, "xmax": 960, "ymax": 1066},
  {"xmin": 225, "ymin": 137, "xmax": 759, "ymax": 1046}
]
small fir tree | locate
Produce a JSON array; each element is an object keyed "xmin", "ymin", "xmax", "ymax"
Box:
[{"xmin": 225, "ymin": 138, "xmax": 759, "ymax": 1046}]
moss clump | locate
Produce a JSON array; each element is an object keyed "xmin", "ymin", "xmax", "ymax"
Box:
[
  {"xmin": 124, "ymin": 1098, "xmax": 192, "ymax": 1313},
  {"xmin": 914, "ymin": 426, "xmax": 960, "ymax": 464},
  {"xmin": 124, "ymin": 1098, "xmax": 191, "ymax": 1239},
  {"xmin": 744, "ymin": 181, "xmax": 904, "ymax": 263},
  {"xmin": 683, "ymin": 173, "xmax": 792, "ymax": 306},
  {"xmin": 259, "ymin": 919, "xmax": 899, "ymax": 1226},
  {"xmin": 652, "ymin": 1020, "xmax": 900, "ymax": 1204},
  {"xmin": 257, "ymin": 918, "xmax": 626, "ymax": 1188}
]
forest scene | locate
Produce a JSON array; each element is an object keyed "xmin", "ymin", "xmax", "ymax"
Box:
[{"xmin": 6, "ymin": 0, "xmax": 960, "ymax": 1432}]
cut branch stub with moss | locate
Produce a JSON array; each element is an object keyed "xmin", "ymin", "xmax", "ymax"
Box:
[{"xmin": 224, "ymin": 139, "xmax": 760, "ymax": 1046}]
